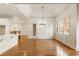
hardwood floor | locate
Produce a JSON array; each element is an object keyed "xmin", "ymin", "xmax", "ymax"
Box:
[{"xmin": 0, "ymin": 35, "xmax": 78, "ymax": 56}]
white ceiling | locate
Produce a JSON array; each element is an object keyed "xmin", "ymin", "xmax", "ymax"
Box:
[
  {"xmin": 30, "ymin": 4, "xmax": 72, "ymax": 17},
  {"xmin": 0, "ymin": 4, "xmax": 15, "ymax": 17},
  {"xmin": 0, "ymin": 3, "xmax": 74, "ymax": 18}
]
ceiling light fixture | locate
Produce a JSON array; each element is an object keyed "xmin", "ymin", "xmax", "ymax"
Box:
[{"xmin": 39, "ymin": 6, "xmax": 46, "ymax": 25}]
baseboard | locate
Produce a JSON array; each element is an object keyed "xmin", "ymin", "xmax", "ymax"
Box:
[{"xmin": 54, "ymin": 38, "xmax": 76, "ymax": 50}]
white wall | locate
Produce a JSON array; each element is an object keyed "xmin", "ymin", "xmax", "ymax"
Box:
[
  {"xmin": 10, "ymin": 16, "xmax": 22, "ymax": 31},
  {"xmin": 55, "ymin": 4, "xmax": 77, "ymax": 49},
  {"xmin": 27, "ymin": 17, "xmax": 54, "ymax": 39},
  {"xmin": 76, "ymin": 4, "xmax": 79, "ymax": 51},
  {"xmin": 10, "ymin": 16, "xmax": 27, "ymax": 35}
]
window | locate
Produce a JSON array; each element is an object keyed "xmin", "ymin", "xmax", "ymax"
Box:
[
  {"xmin": 63, "ymin": 16, "xmax": 70, "ymax": 34},
  {"xmin": 0, "ymin": 25, "xmax": 5, "ymax": 35},
  {"xmin": 57, "ymin": 19, "xmax": 64, "ymax": 33},
  {"xmin": 57, "ymin": 16, "xmax": 70, "ymax": 35}
]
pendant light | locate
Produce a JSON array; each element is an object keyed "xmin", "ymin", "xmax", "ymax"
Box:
[{"xmin": 39, "ymin": 6, "xmax": 46, "ymax": 25}]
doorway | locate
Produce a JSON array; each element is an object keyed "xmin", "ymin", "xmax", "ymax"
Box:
[{"xmin": 33, "ymin": 24, "xmax": 36, "ymax": 36}]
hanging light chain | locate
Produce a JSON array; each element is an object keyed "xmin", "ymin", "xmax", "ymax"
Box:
[
  {"xmin": 41, "ymin": 6, "xmax": 44, "ymax": 20},
  {"xmin": 39, "ymin": 6, "xmax": 46, "ymax": 25}
]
